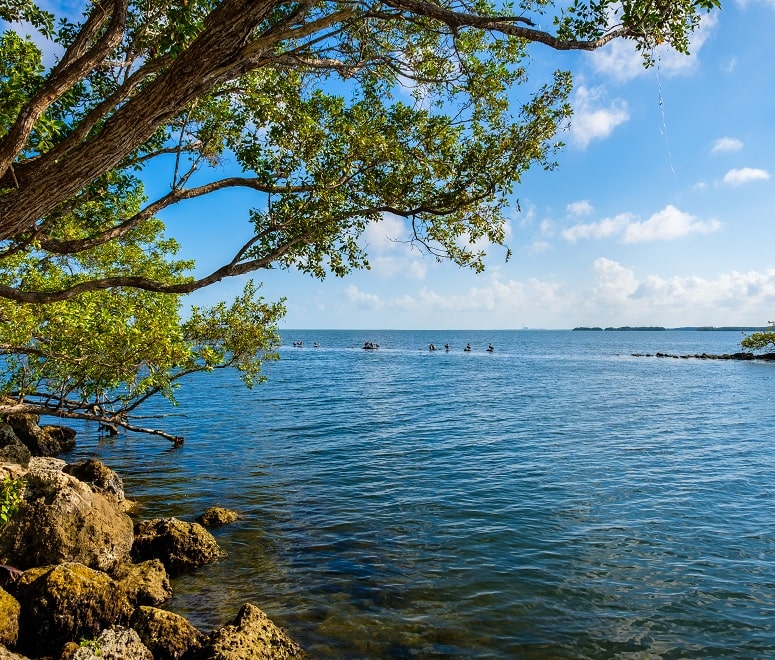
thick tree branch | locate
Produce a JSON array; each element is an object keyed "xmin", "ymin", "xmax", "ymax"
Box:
[{"xmin": 0, "ymin": 0, "xmax": 129, "ymax": 177}]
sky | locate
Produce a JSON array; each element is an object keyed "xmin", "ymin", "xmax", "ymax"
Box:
[{"xmin": 11, "ymin": 0, "xmax": 775, "ymax": 329}]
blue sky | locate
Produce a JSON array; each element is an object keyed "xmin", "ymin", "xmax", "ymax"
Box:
[{"xmin": 11, "ymin": 1, "xmax": 775, "ymax": 329}]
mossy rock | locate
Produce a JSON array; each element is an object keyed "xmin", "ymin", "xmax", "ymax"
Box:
[
  {"xmin": 196, "ymin": 507, "xmax": 241, "ymax": 528},
  {"xmin": 0, "ymin": 588, "xmax": 19, "ymax": 648},
  {"xmin": 112, "ymin": 559, "xmax": 172, "ymax": 607},
  {"xmin": 15, "ymin": 562, "xmax": 132, "ymax": 656},
  {"xmin": 132, "ymin": 518, "xmax": 223, "ymax": 576},
  {"xmin": 130, "ymin": 606, "xmax": 207, "ymax": 659}
]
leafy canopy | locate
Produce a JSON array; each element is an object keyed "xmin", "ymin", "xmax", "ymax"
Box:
[{"xmin": 0, "ymin": 0, "xmax": 719, "ymax": 439}]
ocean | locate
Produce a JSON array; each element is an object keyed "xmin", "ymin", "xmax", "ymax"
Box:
[{"xmin": 62, "ymin": 330, "xmax": 775, "ymax": 658}]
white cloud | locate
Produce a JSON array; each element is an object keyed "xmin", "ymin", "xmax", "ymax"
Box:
[
  {"xmin": 362, "ymin": 213, "xmax": 408, "ymax": 251},
  {"xmin": 569, "ymin": 86, "xmax": 629, "ymax": 149},
  {"xmin": 711, "ymin": 137, "xmax": 744, "ymax": 153},
  {"xmin": 723, "ymin": 167, "xmax": 771, "ymax": 186},
  {"xmin": 562, "ymin": 213, "xmax": 632, "ymax": 242},
  {"xmin": 567, "ymin": 200, "xmax": 595, "ymax": 216},
  {"xmin": 562, "ymin": 205, "xmax": 721, "ymax": 243},
  {"xmin": 622, "ymin": 205, "xmax": 721, "ymax": 243},
  {"xmin": 326, "ymin": 262, "xmax": 775, "ymax": 329}
]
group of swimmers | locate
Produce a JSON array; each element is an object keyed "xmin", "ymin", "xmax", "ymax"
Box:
[{"xmin": 429, "ymin": 343, "xmax": 494, "ymax": 352}]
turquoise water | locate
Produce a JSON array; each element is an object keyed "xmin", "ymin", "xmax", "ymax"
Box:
[{"xmin": 63, "ymin": 330, "xmax": 775, "ymax": 658}]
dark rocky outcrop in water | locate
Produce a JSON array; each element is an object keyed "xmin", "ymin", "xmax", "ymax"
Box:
[
  {"xmin": 131, "ymin": 606, "xmax": 208, "ymax": 659},
  {"xmin": 632, "ymin": 351, "xmax": 775, "ymax": 361}
]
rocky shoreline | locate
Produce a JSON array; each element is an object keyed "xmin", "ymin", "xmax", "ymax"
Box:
[
  {"xmin": 631, "ymin": 351, "xmax": 775, "ymax": 361},
  {"xmin": 0, "ymin": 413, "xmax": 305, "ymax": 659}
]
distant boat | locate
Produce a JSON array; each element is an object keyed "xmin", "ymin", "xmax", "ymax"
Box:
[
  {"xmin": 486, "ymin": 344, "xmax": 494, "ymax": 352},
  {"xmin": 464, "ymin": 343, "xmax": 471, "ymax": 352},
  {"xmin": 363, "ymin": 341, "xmax": 379, "ymax": 350}
]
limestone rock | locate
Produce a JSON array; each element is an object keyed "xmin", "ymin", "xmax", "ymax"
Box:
[
  {"xmin": 0, "ymin": 644, "xmax": 28, "ymax": 659},
  {"xmin": 197, "ymin": 507, "xmax": 241, "ymax": 528},
  {"xmin": 15, "ymin": 562, "xmax": 132, "ymax": 657},
  {"xmin": 197, "ymin": 603, "xmax": 305, "ymax": 659},
  {"xmin": 64, "ymin": 458, "xmax": 125, "ymax": 503},
  {"xmin": 0, "ymin": 468, "xmax": 133, "ymax": 572},
  {"xmin": 113, "ymin": 560, "xmax": 172, "ymax": 607},
  {"xmin": 61, "ymin": 626, "xmax": 153, "ymax": 660},
  {"xmin": 131, "ymin": 606, "xmax": 207, "ymax": 659},
  {"xmin": 132, "ymin": 518, "xmax": 223, "ymax": 576},
  {"xmin": 0, "ymin": 588, "xmax": 19, "ymax": 648}
]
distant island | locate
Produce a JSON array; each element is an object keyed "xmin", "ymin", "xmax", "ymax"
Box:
[{"xmin": 572, "ymin": 326, "xmax": 768, "ymax": 332}]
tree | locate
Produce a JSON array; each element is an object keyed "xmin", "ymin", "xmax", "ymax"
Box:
[
  {"xmin": 741, "ymin": 324, "xmax": 775, "ymax": 354},
  {"xmin": 0, "ymin": 0, "xmax": 719, "ymax": 440}
]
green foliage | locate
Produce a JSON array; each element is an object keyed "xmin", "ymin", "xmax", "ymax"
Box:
[
  {"xmin": 78, "ymin": 637, "xmax": 102, "ymax": 656},
  {"xmin": 741, "ymin": 328, "xmax": 775, "ymax": 353},
  {"xmin": 0, "ymin": 477, "xmax": 24, "ymax": 526}
]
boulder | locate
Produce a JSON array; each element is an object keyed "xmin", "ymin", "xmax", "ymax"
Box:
[
  {"xmin": 0, "ymin": 644, "xmax": 28, "ymax": 659},
  {"xmin": 64, "ymin": 458, "xmax": 125, "ymax": 503},
  {"xmin": 197, "ymin": 507, "xmax": 241, "ymax": 528},
  {"xmin": 15, "ymin": 562, "xmax": 132, "ymax": 657},
  {"xmin": 132, "ymin": 518, "xmax": 223, "ymax": 576},
  {"xmin": 0, "ymin": 468, "xmax": 133, "ymax": 572},
  {"xmin": 3, "ymin": 414, "xmax": 75, "ymax": 457},
  {"xmin": 197, "ymin": 603, "xmax": 305, "ymax": 659},
  {"xmin": 112, "ymin": 560, "xmax": 172, "ymax": 607},
  {"xmin": 61, "ymin": 626, "xmax": 153, "ymax": 660},
  {"xmin": 0, "ymin": 588, "xmax": 19, "ymax": 648},
  {"xmin": 130, "ymin": 606, "xmax": 207, "ymax": 659},
  {"xmin": 0, "ymin": 427, "xmax": 29, "ymax": 469}
]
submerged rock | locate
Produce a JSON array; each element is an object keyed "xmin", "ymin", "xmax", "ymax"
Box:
[
  {"xmin": 15, "ymin": 562, "xmax": 132, "ymax": 656},
  {"xmin": 112, "ymin": 559, "xmax": 172, "ymax": 607},
  {"xmin": 131, "ymin": 606, "xmax": 207, "ymax": 659},
  {"xmin": 197, "ymin": 603, "xmax": 305, "ymax": 659},
  {"xmin": 197, "ymin": 506, "xmax": 241, "ymax": 528},
  {"xmin": 132, "ymin": 518, "xmax": 223, "ymax": 576},
  {"xmin": 0, "ymin": 467, "xmax": 133, "ymax": 572}
]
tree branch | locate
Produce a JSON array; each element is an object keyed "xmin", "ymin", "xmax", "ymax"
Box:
[{"xmin": 0, "ymin": 0, "xmax": 129, "ymax": 177}]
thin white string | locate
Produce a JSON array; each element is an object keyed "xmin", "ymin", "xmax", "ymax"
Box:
[{"xmin": 655, "ymin": 49, "xmax": 677, "ymax": 179}]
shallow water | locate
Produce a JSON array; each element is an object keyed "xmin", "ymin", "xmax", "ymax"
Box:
[{"xmin": 62, "ymin": 330, "xmax": 775, "ymax": 658}]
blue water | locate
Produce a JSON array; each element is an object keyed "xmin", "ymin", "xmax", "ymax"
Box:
[{"xmin": 62, "ymin": 330, "xmax": 775, "ymax": 658}]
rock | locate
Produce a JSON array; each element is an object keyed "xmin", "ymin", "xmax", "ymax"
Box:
[
  {"xmin": 15, "ymin": 562, "xmax": 132, "ymax": 657},
  {"xmin": 197, "ymin": 507, "xmax": 241, "ymax": 528},
  {"xmin": 0, "ymin": 468, "xmax": 133, "ymax": 572},
  {"xmin": 132, "ymin": 518, "xmax": 223, "ymax": 576},
  {"xmin": 112, "ymin": 560, "xmax": 172, "ymax": 607},
  {"xmin": 64, "ymin": 459, "xmax": 125, "ymax": 503},
  {"xmin": 131, "ymin": 606, "xmax": 207, "ymax": 659},
  {"xmin": 197, "ymin": 603, "xmax": 305, "ymax": 659},
  {"xmin": 3, "ymin": 414, "xmax": 75, "ymax": 457},
  {"xmin": 0, "ymin": 426, "xmax": 30, "ymax": 469},
  {"xmin": 61, "ymin": 626, "xmax": 153, "ymax": 660},
  {"xmin": 0, "ymin": 644, "xmax": 28, "ymax": 659},
  {"xmin": 0, "ymin": 588, "xmax": 19, "ymax": 648}
]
